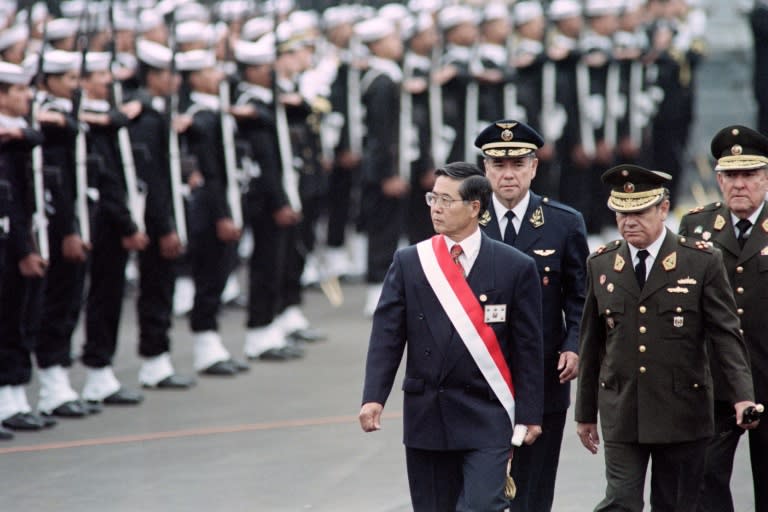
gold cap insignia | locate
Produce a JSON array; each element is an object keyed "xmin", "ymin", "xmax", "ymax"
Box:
[
  {"xmin": 732, "ymin": 128, "xmax": 740, "ymax": 136},
  {"xmin": 714, "ymin": 215, "xmax": 726, "ymax": 231},
  {"xmin": 501, "ymin": 129, "xmax": 514, "ymax": 142},
  {"xmin": 762, "ymin": 218, "xmax": 768, "ymax": 233},
  {"xmin": 662, "ymin": 252, "xmax": 677, "ymax": 271},
  {"xmin": 731, "ymin": 144, "xmax": 743, "ymax": 156},
  {"xmin": 623, "ymin": 182, "xmax": 635, "ymax": 193},
  {"xmin": 614, "ymin": 254, "xmax": 625, "ymax": 272},
  {"xmin": 529, "ymin": 206, "xmax": 544, "ymax": 228}
]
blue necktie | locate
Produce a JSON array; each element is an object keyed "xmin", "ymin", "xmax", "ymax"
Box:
[{"xmin": 503, "ymin": 211, "xmax": 517, "ymax": 245}]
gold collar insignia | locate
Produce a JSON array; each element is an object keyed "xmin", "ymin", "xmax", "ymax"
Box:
[
  {"xmin": 714, "ymin": 215, "xmax": 726, "ymax": 231},
  {"xmin": 662, "ymin": 252, "xmax": 677, "ymax": 271},
  {"xmin": 614, "ymin": 254, "xmax": 625, "ymax": 272},
  {"xmin": 529, "ymin": 206, "xmax": 544, "ymax": 228},
  {"xmin": 479, "ymin": 210, "xmax": 491, "ymax": 227}
]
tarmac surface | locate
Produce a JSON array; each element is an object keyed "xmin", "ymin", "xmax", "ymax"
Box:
[{"xmin": 1, "ymin": 5, "xmax": 762, "ymax": 510}]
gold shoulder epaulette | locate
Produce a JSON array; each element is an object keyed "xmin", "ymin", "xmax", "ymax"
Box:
[
  {"xmin": 591, "ymin": 240, "xmax": 621, "ymax": 257},
  {"xmin": 687, "ymin": 202, "xmax": 722, "ymax": 215},
  {"xmin": 678, "ymin": 236, "xmax": 713, "ymax": 252}
]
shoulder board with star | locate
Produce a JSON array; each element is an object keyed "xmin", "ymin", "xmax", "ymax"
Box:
[
  {"xmin": 540, "ymin": 196, "xmax": 581, "ymax": 216},
  {"xmin": 678, "ymin": 235, "xmax": 714, "ymax": 253},
  {"xmin": 686, "ymin": 202, "xmax": 722, "ymax": 216},
  {"xmin": 589, "ymin": 239, "xmax": 622, "ymax": 259}
]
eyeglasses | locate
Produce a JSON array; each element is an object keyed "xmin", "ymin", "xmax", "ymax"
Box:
[{"xmin": 425, "ymin": 192, "xmax": 469, "ymax": 209}]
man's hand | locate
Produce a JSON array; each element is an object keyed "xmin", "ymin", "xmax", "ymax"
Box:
[
  {"xmin": 215, "ymin": 218, "xmax": 241, "ymax": 242},
  {"xmin": 159, "ymin": 232, "xmax": 184, "ymax": 260},
  {"xmin": 119, "ymin": 100, "xmax": 143, "ymax": 120},
  {"xmin": 121, "ymin": 231, "xmax": 149, "ymax": 251},
  {"xmin": 381, "ymin": 176, "xmax": 409, "ymax": 198},
  {"xmin": 18, "ymin": 253, "xmax": 47, "ymax": 277},
  {"xmin": 272, "ymin": 206, "xmax": 301, "ymax": 227},
  {"xmin": 735, "ymin": 401, "xmax": 762, "ymax": 430},
  {"xmin": 359, "ymin": 402, "xmax": 384, "ymax": 432},
  {"xmin": 173, "ymin": 114, "xmax": 193, "ymax": 134},
  {"xmin": 577, "ymin": 422, "xmax": 600, "ymax": 454},
  {"xmin": 523, "ymin": 424, "xmax": 542, "ymax": 445},
  {"xmin": 61, "ymin": 234, "xmax": 90, "ymax": 262},
  {"xmin": 558, "ymin": 351, "xmax": 579, "ymax": 383}
]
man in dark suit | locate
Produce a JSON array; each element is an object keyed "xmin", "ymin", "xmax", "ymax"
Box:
[
  {"xmin": 475, "ymin": 120, "xmax": 589, "ymax": 512},
  {"xmin": 359, "ymin": 161, "xmax": 544, "ymax": 512},
  {"xmin": 576, "ymin": 164, "xmax": 759, "ymax": 512},
  {"xmin": 679, "ymin": 125, "xmax": 768, "ymax": 512}
]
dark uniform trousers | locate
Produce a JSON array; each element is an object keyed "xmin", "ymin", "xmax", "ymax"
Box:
[
  {"xmin": 137, "ymin": 235, "xmax": 176, "ymax": 357},
  {"xmin": 246, "ymin": 205, "xmax": 283, "ymax": 328},
  {"xmin": 697, "ymin": 401, "xmax": 745, "ymax": 512},
  {"xmin": 0, "ymin": 266, "xmax": 45, "ymax": 385},
  {"xmin": 362, "ymin": 188, "xmax": 405, "ymax": 283}
]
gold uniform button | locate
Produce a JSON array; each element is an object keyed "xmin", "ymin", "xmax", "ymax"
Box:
[
  {"xmin": 544, "ymin": 266, "xmax": 551, "ymax": 272},
  {"xmin": 675, "ymin": 307, "xmax": 683, "ymax": 313},
  {"xmin": 639, "ymin": 326, "xmax": 647, "ymax": 334},
  {"xmin": 639, "ymin": 306, "xmax": 647, "ymax": 314},
  {"xmin": 639, "ymin": 366, "xmax": 647, "ymax": 374},
  {"xmin": 693, "ymin": 383, "xmax": 700, "ymax": 389},
  {"xmin": 605, "ymin": 309, "xmax": 611, "ymax": 315},
  {"xmin": 736, "ymin": 266, "xmax": 744, "ymax": 274},
  {"xmin": 601, "ymin": 382, "xmax": 606, "ymax": 388},
  {"xmin": 736, "ymin": 287, "xmax": 745, "ymax": 295},
  {"xmin": 680, "ymin": 237, "xmax": 686, "ymax": 243},
  {"xmin": 739, "ymin": 328, "xmax": 744, "ymax": 336},
  {"xmin": 639, "ymin": 345, "xmax": 646, "ymax": 353},
  {"xmin": 737, "ymin": 308, "xmax": 744, "ymax": 315}
]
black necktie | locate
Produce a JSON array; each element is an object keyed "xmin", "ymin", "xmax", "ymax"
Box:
[
  {"xmin": 635, "ymin": 249, "xmax": 650, "ymax": 289},
  {"xmin": 736, "ymin": 218, "xmax": 752, "ymax": 249},
  {"xmin": 503, "ymin": 211, "xmax": 517, "ymax": 245}
]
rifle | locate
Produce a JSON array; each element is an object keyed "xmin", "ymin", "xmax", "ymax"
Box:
[
  {"xmin": 30, "ymin": 17, "xmax": 49, "ymax": 261},
  {"xmin": 167, "ymin": 13, "xmax": 189, "ymax": 247},
  {"xmin": 73, "ymin": 9, "xmax": 91, "ymax": 246},
  {"xmin": 218, "ymin": 77, "xmax": 244, "ymax": 229},
  {"xmin": 398, "ymin": 56, "xmax": 414, "ymax": 184},
  {"xmin": 464, "ymin": 45, "xmax": 481, "ymax": 162},
  {"xmin": 575, "ymin": 60, "xmax": 596, "ymax": 159},
  {"xmin": 108, "ymin": 0, "xmax": 146, "ymax": 234},
  {"xmin": 273, "ymin": 27, "xmax": 301, "ymax": 213}
]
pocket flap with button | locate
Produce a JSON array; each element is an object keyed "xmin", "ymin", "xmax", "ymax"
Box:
[
  {"xmin": 402, "ymin": 377, "xmax": 425, "ymax": 394},
  {"xmin": 673, "ymin": 367, "xmax": 708, "ymax": 392}
]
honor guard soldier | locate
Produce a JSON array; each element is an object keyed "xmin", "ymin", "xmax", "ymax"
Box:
[
  {"xmin": 476, "ymin": 2, "xmax": 512, "ymax": 132},
  {"xmin": 129, "ymin": 40, "xmax": 195, "ymax": 389},
  {"xmin": 231, "ymin": 35, "xmax": 304, "ymax": 361},
  {"xmin": 354, "ymin": 17, "xmax": 407, "ymax": 316},
  {"xmin": 0, "ymin": 22, "xmax": 29, "ymax": 64},
  {"xmin": 576, "ymin": 165, "xmax": 758, "ymax": 512},
  {"xmin": 475, "ymin": 120, "xmax": 589, "ymax": 512},
  {"xmin": 0, "ymin": 62, "xmax": 50, "ymax": 438},
  {"xmin": 176, "ymin": 48, "xmax": 247, "ymax": 376},
  {"xmin": 679, "ymin": 125, "xmax": 768, "ymax": 512},
  {"xmin": 751, "ymin": 1, "xmax": 768, "ymax": 134}
]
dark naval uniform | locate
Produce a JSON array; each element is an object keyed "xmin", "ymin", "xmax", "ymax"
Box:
[{"xmin": 576, "ymin": 166, "xmax": 754, "ymax": 512}]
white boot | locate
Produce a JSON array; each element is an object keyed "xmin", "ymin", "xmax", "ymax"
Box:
[
  {"xmin": 324, "ymin": 247, "xmax": 352, "ymax": 278},
  {"xmin": 275, "ymin": 305, "xmax": 310, "ymax": 335},
  {"xmin": 300, "ymin": 253, "xmax": 320, "ymax": 287},
  {"xmin": 37, "ymin": 366, "xmax": 79, "ymax": 414},
  {"xmin": 11, "ymin": 385, "xmax": 32, "ymax": 413},
  {"xmin": 173, "ymin": 276, "xmax": 195, "ymax": 316},
  {"xmin": 220, "ymin": 273, "xmax": 241, "ymax": 305},
  {"xmin": 81, "ymin": 367, "xmax": 121, "ymax": 402},
  {"xmin": 193, "ymin": 331, "xmax": 230, "ymax": 371},
  {"xmin": 347, "ymin": 232, "xmax": 368, "ymax": 278},
  {"xmin": 0, "ymin": 386, "xmax": 19, "ymax": 421},
  {"xmin": 363, "ymin": 283, "xmax": 383, "ymax": 317},
  {"xmin": 138, "ymin": 353, "xmax": 175, "ymax": 387},
  {"xmin": 244, "ymin": 323, "xmax": 286, "ymax": 358}
]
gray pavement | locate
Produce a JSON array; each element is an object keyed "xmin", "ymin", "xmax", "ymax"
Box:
[{"xmin": 0, "ymin": 280, "xmax": 757, "ymax": 511}]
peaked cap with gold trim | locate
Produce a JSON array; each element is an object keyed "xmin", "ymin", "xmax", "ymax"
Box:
[
  {"xmin": 474, "ymin": 119, "xmax": 544, "ymax": 158},
  {"xmin": 601, "ymin": 164, "xmax": 672, "ymax": 213},
  {"xmin": 711, "ymin": 125, "xmax": 768, "ymax": 171}
]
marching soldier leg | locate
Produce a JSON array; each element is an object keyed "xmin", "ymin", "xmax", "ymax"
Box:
[
  {"xmin": 363, "ymin": 188, "xmax": 405, "ymax": 315},
  {"xmin": 326, "ymin": 163, "xmax": 356, "ymax": 276},
  {"xmin": 594, "ymin": 441, "xmax": 649, "ymax": 512},
  {"xmin": 697, "ymin": 401, "xmax": 744, "ymax": 512}
]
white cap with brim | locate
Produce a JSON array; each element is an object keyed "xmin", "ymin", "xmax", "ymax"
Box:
[
  {"xmin": 241, "ymin": 17, "xmax": 274, "ymax": 41},
  {"xmin": 354, "ymin": 17, "xmax": 396, "ymax": 44},
  {"xmin": 484, "ymin": 3, "xmax": 510, "ymax": 23},
  {"xmin": 136, "ymin": 39, "xmax": 173, "ymax": 69},
  {"xmin": 176, "ymin": 21, "xmax": 215, "ymax": 45},
  {"xmin": 45, "ymin": 18, "xmax": 79, "ymax": 41},
  {"xmin": 437, "ymin": 5, "xmax": 478, "ymax": 31},
  {"xmin": 138, "ymin": 9, "xmax": 163, "ymax": 33},
  {"xmin": 514, "ymin": 1, "xmax": 544, "ymax": 26},
  {"xmin": 85, "ymin": 52, "xmax": 111, "ymax": 73},
  {"xmin": 0, "ymin": 24, "xmax": 28, "ymax": 52},
  {"xmin": 322, "ymin": 5, "xmax": 358, "ymax": 30},
  {"xmin": 42, "ymin": 50, "xmax": 81, "ymax": 74},
  {"xmin": 234, "ymin": 34, "xmax": 276, "ymax": 66},
  {"xmin": 175, "ymin": 49, "xmax": 216, "ymax": 72},
  {"xmin": 549, "ymin": 0, "xmax": 582, "ymax": 20},
  {"xmin": 0, "ymin": 61, "xmax": 33, "ymax": 85},
  {"xmin": 585, "ymin": 0, "xmax": 623, "ymax": 17},
  {"xmin": 176, "ymin": 2, "xmax": 210, "ymax": 23}
]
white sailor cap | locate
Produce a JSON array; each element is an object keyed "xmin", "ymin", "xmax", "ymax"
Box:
[
  {"xmin": 241, "ymin": 17, "xmax": 274, "ymax": 42},
  {"xmin": 175, "ymin": 49, "xmax": 216, "ymax": 71},
  {"xmin": 584, "ymin": 0, "xmax": 623, "ymax": 17},
  {"xmin": 85, "ymin": 52, "xmax": 111, "ymax": 73},
  {"xmin": 42, "ymin": 50, "xmax": 81, "ymax": 74},
  {"xmin": 265, "ymin": 0, "xmax": 295, "ymax": 17},
  {"xmin": 288, "ymin": 10, "xmax": 320, "ymax": 38},
  {"xmin": 176, "ymin": 21, "xmax": 215, "ymax": 45},
  {"xmin": 379, "ymin": 3, "xmax": 411, "ymax": 25},
  {"xmin": 514, "ymin": 1, "xmax": 544, "ymax": 26},
  {"xmin": 176, "ymin": 2, "xmax": 210, "ymax": 23},
  {"xmin": 0, "ymin": 61, "xmax": 33, "ymax": 85},
  {"xmin": 215, "ymin": 0, "xmax": 251, "ymax": 22},
  {"xmin": 45, "ymin": 18, "xmax": 79, "ymax": 41},
  {"xmin": 138, "ymin": 9, "xmax": 163, "ymax": 33},
  {"xmin": 549, "ymin": 0, "xmax": 582, "ymax": 20},
  {"xmin": 322, "ymin": 5, "xmax": 358, "ymax": 30},
  {"xmin": 60, "ymin": 0, "xmax": 86, "ymax": 19},
  {"xmin": 437, "ymin": 5, "xmax": 478, "ymax": 31},
  {"xmin": 408, "ymin": 0, "xmax": 443, "ymax": 14},
  {"xmin": 234, "ymin": 34, "xmax": 276, "ymax": 66},
  {"xmin": 0, "ymin": 24, "xmax": 28, "ymax": 52},
  {"xmin": 483, "ymin": 3, "xmax": 510, "ymax": 23},
  {"xmin": 401, "ymin": 11, "xmax": 435, "ymax": 40},
  {"xmin": 136, "ymin": 39, "xmax": 173, "ymax": 69},
  {"xmin": 354, "ymin": 17, "xmax": 396, "ymax": 44},
  {"xmin": 113, "ymin": 7, "xmax": 138, "ymax": 32},
  {"xmin": 623, "ymin": 0, "xmax": 645, "ymax": 12}
]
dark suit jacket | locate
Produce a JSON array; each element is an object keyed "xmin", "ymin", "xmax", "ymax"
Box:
[
  {"xmin": 362, "ymin": 232, "xmax": 544, "ymax": 450},
  {"xmin": 575, "ymin": 230, "xmax": 754, "ymax": 444},
  {"xmin": 481, "ymin": 193, "xmax": 589, "ymax": 413},
  {"xmin": 679, "ymin": 201, "xmax": 768, "ymax": 404}
]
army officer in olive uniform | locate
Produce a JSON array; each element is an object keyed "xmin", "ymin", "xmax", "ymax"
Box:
[
  {"xmin": 575, "ymin": 165, "xmax": 758, "ymax": 512},
  {"xmin": 679, "ymin": 125, "xmax": 768, "ymax": 512}
]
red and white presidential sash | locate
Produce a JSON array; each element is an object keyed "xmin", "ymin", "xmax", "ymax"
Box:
[{"xmin": 416, "ymin": 235, "xmax": 516, "ymax": 432}]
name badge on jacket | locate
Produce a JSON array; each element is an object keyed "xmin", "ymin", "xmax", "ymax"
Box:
[{"xmin": 484, "ymin": 305, "xmax": 507, "ymax": 323}]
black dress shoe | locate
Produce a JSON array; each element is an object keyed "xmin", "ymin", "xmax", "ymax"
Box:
[
  {"xmin": 102, "ymin": 388, "xmax": 144, "ymax": 405},
  {"xmin": 2, "ymin": 412, "xmax": 43, "ymax": 431},
  {"xmin": 258, "ymin": 347, "xmax": 296, "ymax": 361},
  {"xmin": 82, "ymin": 400, "xmax": 102, "ymax": 415},
  {"xmin": 288, "ymin": 328, "xmax": 327, "ymax": 343},
  {"xmin": 0, "ymin": 427, "xmax": 13, "ymax": 440},
  {"xmin": 281, "ymin": 344, "xmax": 305, "ymax": 358},
  {"xmin": 37, "ymin": 413, "xmax": 57, "ymax": 428},
  {"xmin": 45, "ymin": 400, "xmax": 87, "ymax": 418},
  {"xmin": 200, "ymin": 360, "xmax": 238, "ymax": 376},
  {"xmin": 145, "ymin": 374, "xmax": 196, "ymax": 389},
  {"xmin": 228, "ymin": 358, "xmax": 250, "ymax": 372}
]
